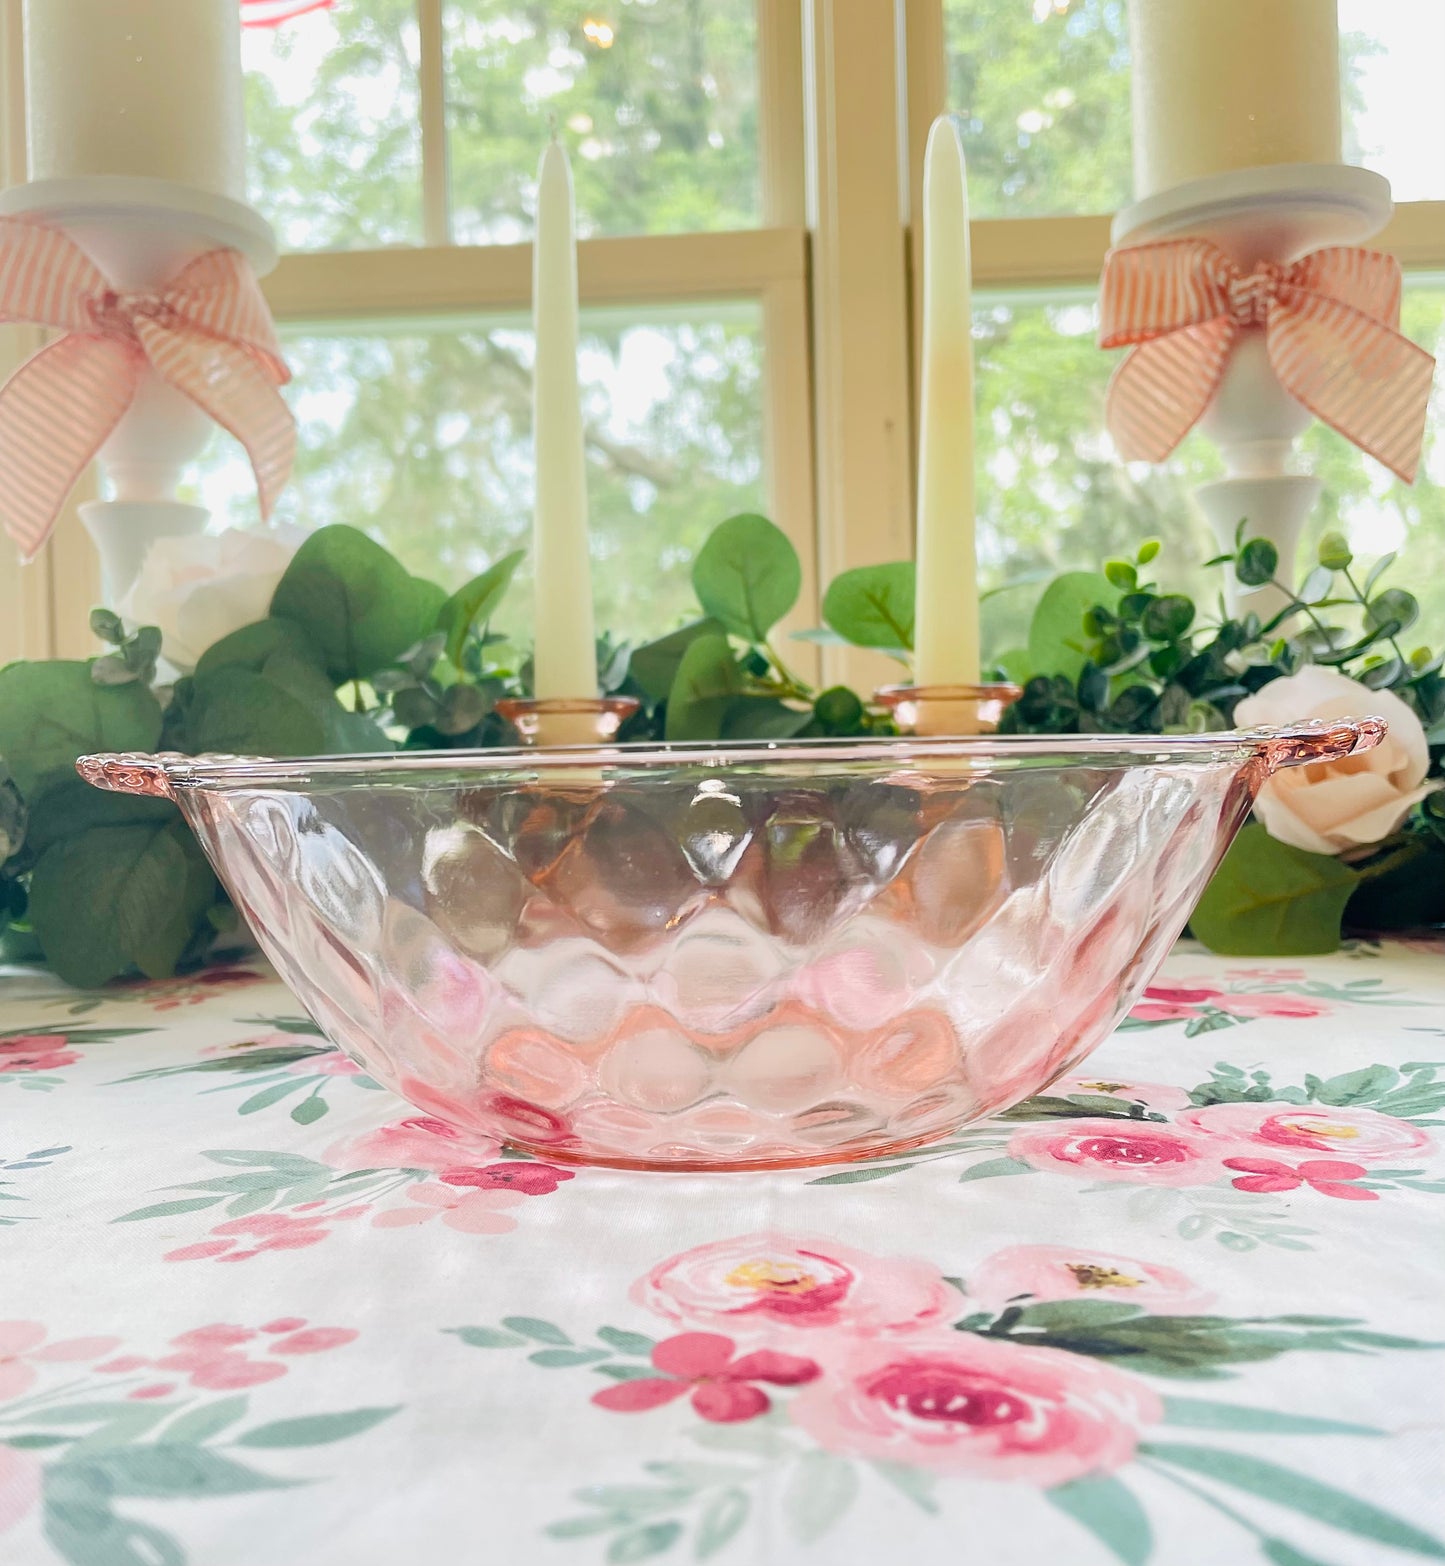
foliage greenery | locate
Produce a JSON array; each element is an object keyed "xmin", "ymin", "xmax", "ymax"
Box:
[{"xmin": 0, "ymin": 513, "xmax": 1441, "ymax": 987}]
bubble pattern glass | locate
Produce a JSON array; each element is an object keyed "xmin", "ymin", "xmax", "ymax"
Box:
[{"xmin": 81, "ymin": 724, "xmax": 1382, "ymax": 1171}]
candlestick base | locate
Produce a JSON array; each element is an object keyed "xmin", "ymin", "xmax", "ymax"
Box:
[
  {"xmin": 875, "ymin": 684, "xmax": 1021, "ymax": 737},
  {"xmin": 80, "ymin": 500, "xmax": 208, "ymax": 609},
  {"xmin": 497, "ymin": 697, "xmax": 641, "ymax": 748}
]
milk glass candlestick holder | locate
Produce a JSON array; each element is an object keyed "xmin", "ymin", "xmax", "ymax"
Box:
[
  {"xmin": 1110, "ymin": 163, "xmax": 1393, "ymax": 620},
  {"xmin": 0, "ymin": 176, "xmax": 280, "ymax": 605}
]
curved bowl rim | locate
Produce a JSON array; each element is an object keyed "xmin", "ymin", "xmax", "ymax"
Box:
[{"xmin": 77, "ymin": 717, "xmax": 1385, "ymax": 793}]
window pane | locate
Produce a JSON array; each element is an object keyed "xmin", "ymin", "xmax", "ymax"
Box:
[
  {"xmin": 1339, "ymin": 0, "xmax": 1445, "ymax": 202},
  {"xmin": 244, "ymin": 0, "xmax": 424, "ymax": 249},
  {"xmin": 974, "ymin": 288, "xmax": 1445, "ymax": 660},
  {"xmin": 944, "ymin": 0, "xmax": 1132, "ymax": 218},
  {"xmin": 189, "ymin": 307, "xmax": 766, "ymax": 646},
  {"xmin": 944, "ymin": 0, "xmax": 1445, "ymax": 216},
  {"xmin": 444, "ymin": 1, "xmax": 761, "ymax": 243}
]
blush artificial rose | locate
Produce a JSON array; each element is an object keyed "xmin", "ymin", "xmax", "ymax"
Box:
[
  {"xmin": 119, "ymin": 525, "xmax": 304, "ymax": 674},
  {"xmin": 1233, "ymin": 667, "xmax": 1437, "ymax": 855},
  {"xmin": 788, "ymin": 1333, "xmax": 1161, "ymax": 1485}
]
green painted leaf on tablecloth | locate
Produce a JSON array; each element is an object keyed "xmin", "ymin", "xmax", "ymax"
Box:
[
  {"xmin": 238, "ymin": 1079, "xmax": 310, "ymax": 1115},
  {"xmin": 607, "ymin": 1521, "xmax": 684, "ymax": 1562},
  {"xmin": 290, "ymin": 1093, "xmax": 329, "ymax": 1125},
  {"xmin": 43, "ymin": 1495, "xmax": 185, "ymax": 1566},
  {"xmin": 596, "ymin": 1327, "xmax": 657, "ymax": 1357},
  {"xmin": 501, "ymin": 1316, "xmax": 572, "ymax": 1345},
  {"xmin": 202, "ymin": 1151, "xmax": 330, "ymax": 1174},
  {"xmin": 236, "ymin": 1407, "xmax": 399, "ymax": 1448},
  {"xmin": 545, "ymin": 1515, "xmax": 618, "ymax": 1539},
  {"xmin": 447, "ymin": 1325, "xmax": 528, "ymax": 1349},
  {"xmin": 1161, "ymin": 1396, "xmax": 1382, "ymax": 1436},
  {"xmin": 696, "ymin": 1487, "xmax": 750, "ymax": 1559},
  {"xmin": 1141, "ymin": 1444, "xmax": 1445, "ymax": 1558},
  {"xmin": 807, "ymin": 1163, "xmax": 916, "ymax": 1186},
  {"xmin": 872, "ymin": 1461, "xmax": 940, "ymax": 1514},
  {"xmin": 113, "ymin": 1196, "xmax": 222, "ymax": 1223},
  {"xmin": 57, "ymin": 1444, "xmax": 296, "ymax": 1497},
  {"xmin": 1262, "ymin": 1540, "xmax": 1339, "ymax": 1566},
  {"xmin": 1047, "ymin": 1475, "xmax": 1152, "ymax": 1566},
  {"xmin": 157, "ymin": 1396, "xmax": 250, "ymax": 1446},
  {"xmin": 783, "ymin": 1450, "xmax": 858, "ymax": 1544},
  {"xmin": 530, "ymin": 1348, "xmax": 610, "ymax": 1368},
  {"xmin": 959, "ymin": 1155, "xmax": 1038, "ymax": 1184},
  {"xmin": 968, "ymin": 1302, "xmax": 1442, "ymax": 1379}
]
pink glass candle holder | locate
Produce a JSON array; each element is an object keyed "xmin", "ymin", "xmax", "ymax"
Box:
[
  {"xmin": 496, "ymin": 696, "xmax": 640, "ymax": 747},
  {"xmin": 79, "ymin": 719, "xmax": 1384, "ymax": 1171},
  {"xmin": 876, "ymin": 683, "xmax": 1023, "ymax": 735}
]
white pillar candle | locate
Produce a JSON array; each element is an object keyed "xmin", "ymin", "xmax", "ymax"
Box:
[
  {"xmin": 912, "ymin": 116, "xmax": 981, "ymax": 706},
  {"xmin": 1130, "ymin": 0, "xmax": 1341, "ymax": 199},
  {"xmin": 22, "ymin": 0, "xmax": 247, "ymax": 200},
  {"xmin": 531, "ymin": 140, "xmax": 598, "ymax": 708}
]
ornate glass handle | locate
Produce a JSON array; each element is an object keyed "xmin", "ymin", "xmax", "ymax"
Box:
[
  {"xmin": 75, "ymin": 753, "xmax": 181, "ymax": 799},
  {"xmin": 1253, "ymin": 717, "xmax": 1388, "ymax": 774}
]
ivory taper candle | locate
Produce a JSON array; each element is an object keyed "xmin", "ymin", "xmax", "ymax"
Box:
[
  {"xmin": 1129, "ymin": 0, "xmax": 1341, "ymax": 199},
  {"xmin": 912, "ymin": 116, "xmax": 981, "ymax": 717},
  {"xmin": 23, "ymin": 0, "xmax": 247, "ymax": 199},
  {"xmin": 531, "ymin": 140, "xmax": 598, "ymax": 717}
]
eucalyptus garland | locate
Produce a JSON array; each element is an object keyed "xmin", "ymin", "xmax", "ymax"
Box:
[{"xmin": 0, "ymin": 514, "xmax": 1440, "ymax": 988}]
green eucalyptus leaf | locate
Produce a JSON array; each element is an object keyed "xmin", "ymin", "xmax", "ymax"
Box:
[
  {"xmin": 1236, "ymin": 538, "xmax": 1280, "ymax": 587},
  {"xmin": 182, "ymin": 668, "xmax": 329, "ymax": 759},
  {"xmin": 1366, "ymin": 588, "xmax": 1419, "ymax": 636},
  {"xmin": 1140, "ymin": 593, "xmax": 1194, "ymax": 642},
  {"xmin": 270, "ymin": 525, "xmax": 447, "ymax": 682},
  {"xmin": 628, "ymin": 619, "xmax": 729, "ymax": 703},
  {"xmin": 28, "ymin": 818, "xmax": 218, "ymax": 987},
  {"xmin": 1297, "ymin": 565, "xmax": 1334, "ymax": 605},
  {"xmin": 438, "ymin": 549, "xmax": 525, "ymax": 668},
  {"xmin": 1027, "ymin": 572, "xmax": 1119, "ymax": 681},
  {"xmin": 720, "ymin": 696, "xmax": 813, "ymax": 740},
  {"xmin": 1191, "ymin": 823, "xmax": 1358, "ymax": 957},
  {"xmin": 23, "ymin": 777, "xmax": 177, "ymax": 861},
  {"xmin": 692, "ymin": 514, "xmax": 801, "ymax": 643},
  {"xmin": 0, "ymin": 662, "xmax": 162, "ymax": 799},
  {"xmin": 1363, "ymin": 551, "xmax": 1397, "ymax": 598},
  {"xmin": 665, "ymin": 635, "xmax": 743, "ymax": 741},
  {"xmin": 1137, "ymin": 538, "xmax": 1161, "ymax": 565},
  {"xmin": 194, "ymin": 617, "xmax": 330, "ymax": 684},
  {"xmin": 1318, "ymin": 531, "xmax": 1353, "ymax": 570},
  {"xmin": 89, "ymin": 608, "xmax": 125, "ymax": 645},
  {"xmin": 822, "ymin": 562, "xmax": 915, "ymax": 651},
  {"xmin": 1103, "ymin": 559, "xmax": 1137, "ymax": 591}
]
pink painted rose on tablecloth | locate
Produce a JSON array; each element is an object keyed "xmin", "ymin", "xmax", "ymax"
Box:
[
  {"xmin": 1008, "ymin": 1119, "xmax": 1227, "ymax": 1187},
  {"xmin": 592, "ymin": 1332, "xmax": 820, "ymax": 1424},
  {"xmin": 635, "ymin": 1233, "xmax": 957, "ymax": 1338},
  {"xmin": 965, "ymin": 1245, "xmax": 1214, "ymax": 1316},
  {"xmin": 1177, "ymin": 1102, "xmax": 1433, "ymax": 1164},
  {"xmin": 1217, "ymin": 993, "xmax": 1332, "ymax": 1020},
  {"xmin": 1052, "ymin": 1073, "xmax": 1192, "ymax": 1112},
  {"xmin": 323, "ymin": 1115, "xmax": 504, "ymax": 1173},
  {"xmin": 0, "ymin": 1322, "xmax": 121, "ymax": 1400},
  {"xmin": 370, "ymin": 1181, "xmax": 526, "ymax": 1235},
  {"xmin": 0, "ymin": 1445, "xmax": 40, "ymax": 1536},
  {"xmin": 0, "ymin": 1035, "xmax": 79, "ymax": 1073},
  {"xmin": 789, "ymin": 1333, "xmax": 1161, "ymax": 1485},
  {"xmin": 1129, "ymin": 980, "xmax": 1224, "ymax": 1022},
  {"xmin": 164, "ymin": 1208, "xmax": 369, "ymax": 1263}
]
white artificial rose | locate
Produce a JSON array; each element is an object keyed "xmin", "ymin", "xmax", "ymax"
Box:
[
  {"xmin": 119, "ymin": 526, "xmax": 305, "ymax": 674},
  {"xmin": 1234, "ymin": 666, "xmax": 1438, "ymax": 855}
]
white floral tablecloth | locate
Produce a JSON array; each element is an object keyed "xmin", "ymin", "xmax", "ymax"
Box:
[{"xmin": 1, "ymin": 941, "xmax": 1443, "ymax": 1566}]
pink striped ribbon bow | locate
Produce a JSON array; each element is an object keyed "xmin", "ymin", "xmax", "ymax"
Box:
[
  {"xmin": 0, "ymin": 220, "xmax": 294, "ymax": 560},
  {"xmin": 1098, "ymin": 239, "xmax": 1436, "ymax": 483}
]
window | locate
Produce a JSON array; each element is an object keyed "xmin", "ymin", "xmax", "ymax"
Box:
[
  {"xmin": 927, "ymin": 0, "xmax": 1445, "ymax": 662},
  {"xmin": 3, "ymin": 0, "xmax": 1443, "ymax": 677}
]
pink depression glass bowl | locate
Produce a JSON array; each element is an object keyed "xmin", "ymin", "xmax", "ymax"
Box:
[{"xmin": 80, "ymin": 721, "xmax": 1382, "ymax": 1171}]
